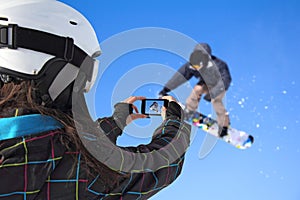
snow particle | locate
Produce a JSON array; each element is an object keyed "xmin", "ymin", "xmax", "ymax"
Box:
[
  {"xmin": 282, "ymin": 90, "xmax": 287, "ymax": 94},
  {"xmin": 265, "ymin": 174, "xmax": 270, "ymax": 178}
]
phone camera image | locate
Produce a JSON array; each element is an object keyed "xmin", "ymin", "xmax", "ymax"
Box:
[
  {"xmin": 148, "ymin": 101, "xmax": 161, "ymax": 114},
  {"xmin": 141, "ymin": 99, "xmax": 168, "ymax": 116}
]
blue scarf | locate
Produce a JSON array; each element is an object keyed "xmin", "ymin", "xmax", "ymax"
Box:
[{"xmin": 0, "ymin": 114, "xmax": 64, "ymax": 141}]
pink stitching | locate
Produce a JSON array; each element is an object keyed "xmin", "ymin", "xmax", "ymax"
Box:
[{"xmin": 0, "ymin": 155, "xmax": 4, "ymax": 165}]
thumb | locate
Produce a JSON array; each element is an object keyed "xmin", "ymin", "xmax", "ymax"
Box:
[{"xmin": 126, "ymin": 113, "xmax": 148, "ymax": 125}]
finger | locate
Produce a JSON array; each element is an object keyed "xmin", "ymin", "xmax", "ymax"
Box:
[
  {"xmin": 132, "ymin": 114, "xmax": 148, "ymax": 120},
  {"xmin": 126, "ymin": 114, "xmax": 148, "ymax": 124},
  {"xmin": 161, "ymin": 107, "xmax": 167, "ymax": 120},
  {"xmin": 132, "ymin": 104, "xmax": 139, "ymax": 113},
  {"xmin": 124, "ymin": 96, "xmax": 146, "ymax": 104},
  {"xmin": 123, "ymin": 96, "xmax": 134, "ymax": 103},
  {"xmin": 130, "ymin": 96, "xmax": 146, "ymax": 104}
]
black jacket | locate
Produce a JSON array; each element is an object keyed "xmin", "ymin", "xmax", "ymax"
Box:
[
  {"xmin": 163, "ymin": 55, "xmax": 231, "ymax": 100},
  {"xmin": 0, "ymin": 101, "xmax": 191, "ymax": 200}
]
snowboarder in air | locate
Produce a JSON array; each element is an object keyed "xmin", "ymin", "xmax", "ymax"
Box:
[
  {"xmin": 159, "ymin": 43, "xmax": 232, "ymax": 138},
  {"xmin": 150, "ymin": 101, "xmax": 159, "ymax": 113}
]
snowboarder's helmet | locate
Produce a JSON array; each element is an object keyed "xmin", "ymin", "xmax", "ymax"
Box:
[
  {"xmin": 194, "ymin": 43, "xmax": 212, "ymax": 55},
  {"xmin": 0, "ymin": 0, "xmax": 101, "ymax": 110}
]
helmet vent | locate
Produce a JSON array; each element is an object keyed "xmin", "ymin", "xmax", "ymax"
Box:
[
  {"xmin": 0, "ymin": 17, "xmax": 8, "ymax": 21},
  {"xmin": 69, "ymin": 21, "xmax": 78, "ymax": 25}
]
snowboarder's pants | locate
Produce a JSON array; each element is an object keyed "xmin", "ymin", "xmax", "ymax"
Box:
[{"xmin": 186, "ymin": 84, "xmax": 230, "ymax": 127}]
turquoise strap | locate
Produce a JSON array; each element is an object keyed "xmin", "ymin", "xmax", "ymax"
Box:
[{"xmin": 0, "ymin": 114, "xmax": 64, "ymax": 141}]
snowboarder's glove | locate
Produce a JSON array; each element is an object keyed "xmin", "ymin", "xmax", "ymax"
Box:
[
  {"xmin": 113, "ymin": 103, "xmax": 133, "ymax": 130},
  {"xmin": 158, "ymin": 87, "xmax": 170, "ymax": 98}
]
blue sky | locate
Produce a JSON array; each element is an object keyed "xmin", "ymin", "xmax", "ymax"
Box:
[{"xmin": 62, "ymin": 0, "xmax": 300, "ymax": 199}]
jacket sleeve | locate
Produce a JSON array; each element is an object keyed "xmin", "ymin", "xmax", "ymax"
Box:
[
  {"xmin": 96, "ymin": 117, "xmax": 123, "ymax": 144},
  {"xmin": 125, "ymin": 102, "xmax": 191, "ymax": 199},
  {"xmin": 96, "ymin": 102, "xmax": 133, "ymax": 144},
  {"xmin": 97, "ymin": 101, "xmax": 191, "ymax": 199},
  {"xmin": 164, "ymin": 62, "xmax": 196, "ymax": 91}
]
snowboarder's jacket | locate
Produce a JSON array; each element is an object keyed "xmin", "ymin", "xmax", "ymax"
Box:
[
  {"xmin": 0, "ymin": 102, "xmax": 191, "ymax": 200},
  {"xmin": 164, "ymin": 55, "xmax": 232, "ymax": 101}
]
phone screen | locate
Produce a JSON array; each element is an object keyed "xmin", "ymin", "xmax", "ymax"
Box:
[{"xmin": 141, "ymin": 99, "xmax": 168, "ymax": 116}]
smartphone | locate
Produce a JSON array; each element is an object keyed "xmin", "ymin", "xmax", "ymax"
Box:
[{"xmin": 141, "ymin": 99, "xmax": 168, "ymax": 116}]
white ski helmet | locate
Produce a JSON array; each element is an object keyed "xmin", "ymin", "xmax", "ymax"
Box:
[{"xmin": 0, "ymin": 0, "xmax": 101, "ymax": 109}]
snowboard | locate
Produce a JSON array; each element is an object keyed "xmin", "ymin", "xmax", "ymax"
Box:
[{"xmin": 187, "ymin": 111, "xmax": 254, "ymax": 149}]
